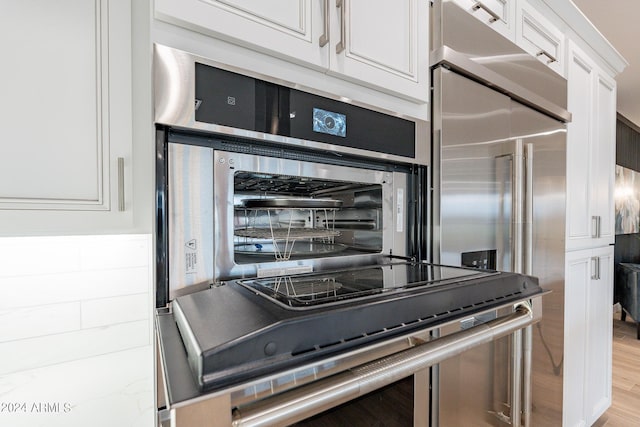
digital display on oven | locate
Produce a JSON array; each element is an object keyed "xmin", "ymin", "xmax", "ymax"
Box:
[{"xmin": 313, "ymin": 108, "xmax": 346, "ymax": 138}]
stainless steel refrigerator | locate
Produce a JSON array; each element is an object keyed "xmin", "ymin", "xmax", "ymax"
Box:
[{"xmin": 431, "ymin": 1, "xmax": 570, "ymax": 425}]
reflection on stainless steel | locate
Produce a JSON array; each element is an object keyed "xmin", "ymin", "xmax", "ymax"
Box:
[
  {"xmin": 432, "ymin": 1, "xmax": 567, "ymax": 425},
  {"xmin": 232, "ymin": 303, "xmax": 537, "ymax": 427},
  {"xmin": 156, "ymin": 298, "xmax": 540, "ymax": 426},
  {"xmin": 431, "ymin": 0, "xmax": 569, "ymax": 122}
]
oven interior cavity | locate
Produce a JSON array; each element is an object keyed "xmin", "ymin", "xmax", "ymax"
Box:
[{"xmin": 232, "ymin": 171, "xmax": 383, "ymax": 264}]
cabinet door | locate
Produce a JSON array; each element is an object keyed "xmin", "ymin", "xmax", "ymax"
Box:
[
  {"xmin": 566, "ymin": 43, "xmax": 595, "ymax": 250},
  {"xmin": 591, "ymin": 74, "xmax": 616, "ymax": 246},
  {"xmin": 516, "ymin": 1, "xmax": 565, "ymax": 76},
  {"xmin": 564, "ymin": 246, "xmax": 613, "ymax": 427},
  {"xmin": 584, "ymin": 246, "xmax": 613, "ymax": 425},
  {"xmin": 566, "ymin": 41, "xmax": 616, "ymax": 250},
  {"xmin": 0, "ymin": 0, "xmax": 132, "ymax": 232},
  {"xmin": 155, "ymin": 0, "xmax": 328, "ymax": 70},
  {"xmin": 563, "ymin": 249, "xmax": 589, "ymax": 427},
  {"xmin": 327, "ymin": 0, "xmax": 428, "ymax": 102},
  {"xmin": 450, "ymin": 0, "xmax": 516, "ymax": 40}
]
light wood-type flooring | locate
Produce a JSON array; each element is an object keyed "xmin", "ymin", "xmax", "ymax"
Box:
[{"xmin": 593, "ymin": 311, "xmax": 640, "ymax": 426}]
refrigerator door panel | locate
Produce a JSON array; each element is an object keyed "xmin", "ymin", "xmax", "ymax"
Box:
[
  {"xmin": 436, "ymin": 68, "xmax": 513, "ymax": 271},
  {"xmin": 436, "ymin": 67, "xmax": 516, "ymax": 425},
  {"xmin": 434, "ymin": 67, "xmax": 566, "ymax": 426},
  {"xmin": 511, "ymin": 100, "xmax": 566, "ymax": 425}
]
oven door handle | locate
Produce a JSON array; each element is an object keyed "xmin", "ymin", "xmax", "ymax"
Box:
[{"xmin": 232, "ymin": 301, "xmax": 540, "ymax": 427}]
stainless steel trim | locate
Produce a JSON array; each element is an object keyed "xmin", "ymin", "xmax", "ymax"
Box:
[
  {"xmin": 536, "ymin": 49, "xmax": 557, "ymax": 64},
  {"xmin": 513, "ymin": 140, "xmax": 525, "ymax": 274},
  {"xmin": 154, "ymin": 44, "xmax": 429, "ymax": 166},
  {"xmin": 523, "ymin": 324, "xmax": 533, "ymax": 426},
  {"xmin": 319, "ymin": 0, "xmax": 329, "ymax": 47},
  {"xmin": 232, "ymin": 304, "xmax": 537, "ymax": 427},
  {"xmin": 511, "ymin": 329, "xmax": 523, "ymax": 427},
  {"xmin": 336, "ymin": 0, "xmax": 346, "ymax": 54},
  {"xmin": 525, "ymin": 143, "xmax": 533, "ymax": 276},
  {"xmin": 117, "ymin": 157, "xmax": 125, "ymax": 211},
  {"xmin": 431, "ymin": 46, "xmax": 571, "ymax": 123},
  {"xmin": 472, "ymin": 1, "xmax": 500, "ymax": 23}
]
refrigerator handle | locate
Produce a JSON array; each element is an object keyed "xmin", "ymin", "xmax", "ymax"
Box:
[
  {"xmin": 524, "ymin": 143, "xmax": 533, "ymax": 276},
  {"xmin": 512, "ymin": 139, "xmax": 525, "ymax": 274}
]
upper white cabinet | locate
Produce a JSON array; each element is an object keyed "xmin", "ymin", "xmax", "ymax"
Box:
[
  {"xmin": 516, "ymin": 0, "xmax": 565, "ymax": 76},
  {"xmin": 563, "ymin": 246, "xmax": 613, "ymax": 427},
  {"xmin": 154, "ymin": 0, "xmax": 429, "ymax": 103},
  {"xmin": 155, "ymin": 1, "xmax": 328, "ymax": 70},
  {"xmin": 450, "ymin": 0, "xmax": 516, "ymax": 40},
  {"xmin": 0, "ymin": 0, "xmax": 133, "ymax": 234},
  {"xmin": 566, "ymin": 40, "xmax": 616, "ymax": 251}
]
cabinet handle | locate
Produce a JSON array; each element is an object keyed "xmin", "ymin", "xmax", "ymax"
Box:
[
  {"xmin": 319, "ymin": 0, "xmax": 329, "ymax": 47},
  {"xmin": 597, "ymin": 216, "xmax": 602, "ymax": 238},
  {"xmin": 117, "ymin": 157, "xmax": 125, "ymax": 212},
  {"xmin": 472, "ymin": 1, "xmax": 500, "ymax": 23},
  {"xmin": 536, "ymin": 49, "xmax": 557, "ymax": 64},
  {"xmin": 591, "ymin": 256, "xmax": 600, "ymax": 280},
  {"xmin": 591, "ymin": 215, "xmax": 601, "ymax": 238},
  {"xmin": 336, "ymin": 0, "xmax": 346, "ymax": 54}
]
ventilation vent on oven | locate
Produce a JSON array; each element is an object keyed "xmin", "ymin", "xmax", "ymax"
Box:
[{"xmin": 168, "ymin": 130, "xmax": 403, "ymax": 172}]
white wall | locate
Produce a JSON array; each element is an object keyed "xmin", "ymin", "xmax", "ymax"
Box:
[{"xmin": 0, "ymin": 234, "xmax": 154, "ymax": 427}]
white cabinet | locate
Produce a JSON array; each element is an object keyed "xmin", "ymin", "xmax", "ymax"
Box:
[
  {"xmin": 451, "ymin": 0, "xmax": 516, "ymax": 40},
  {"xmin": 566, "ymin": 41, "xmax": 616, "ymax": 251},
  {"xmin": 0, "ymin": 0, "xmax": 133, "ymax": 233},
  {"xmin": 154, "ymin": 0, "xmax": 429, "ymax": 102},
  {"xmin": 564, "ymin": 246, "xmax": 613, "ymax": 427},
  {"xmin": 516, "ymin": 0, "xmax": 565, "ymax": 76}
]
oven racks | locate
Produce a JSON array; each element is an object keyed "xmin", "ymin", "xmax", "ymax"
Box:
[
  {"xmin": 234, "ymin": 200, "xmax": 342, "ymax": 261},
  {"xmin": 234, "ymin": 227, "xmax": 339, "ymax": 240}
]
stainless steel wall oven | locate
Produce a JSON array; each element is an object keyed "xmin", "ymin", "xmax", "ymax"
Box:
[{"xmin": 154, "ymin": 43, "xmax": 544, "ymax": 427}]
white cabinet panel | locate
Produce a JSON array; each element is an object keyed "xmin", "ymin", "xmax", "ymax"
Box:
[
  {"xmin": 584, "ymin": 246, "xmax": 613, "ymax": 425},
  {"xmin": 0, "ymin": 0, "xmax": 134, "ymax": 234},
  {"xmin": 154, "ymin": 0, "xmax": 429, "ymax": 102},
  {"xmin": 516, "ymin": 1, "xmax": 565, "ymax": 76},
  {"xmin": 0, "ymin": 1, "xmax": 104, "ymax": 205},
  {"xmin": 592, "ymin": 73, "xmax": 616, "ymax": 244},
  {"xmin": 155, "ymin": 0, "xmax": 327, "ymax": 69},
  {"xmin": 329, "ymin": 0, "xmax": 428, "ymax": 102},
  {"xmin": 566, "ymin": 41, "xmax": 616, "ymax": 250},
  {"xmin": 566, "ymin": 48, "xmax": 594, "ymax": 246},
  {"xmin": 563, "ymin": 250, "xmax": 588, "ymax": 427},
  {"xmin": 564, "ymin": 246, "xmax": 613, "ymax": 427}
]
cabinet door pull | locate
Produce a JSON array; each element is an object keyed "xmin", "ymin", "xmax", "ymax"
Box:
[
  {"xmin": 472, "ymin": 1, "xmax": 500, "ymax": 23},
  {"xmin": 597, "ymin": 215, "xmax": 602, "ymax": 238},
  {"xmin": 536, "ymin": 49, "xmax": 557, "ymax": 64},
  {"xmin": 336, "ymin": 0, "xmax": 346, "ymax": 54},
  {"xmin": 118, "ymin": 157, "xmax": 125, "ymax": 212},
  {"xmin": 319, "ymin": 0, "xmax": 329, "ymax": 47},
  {"xmin": 591, "ymin": 256, "xmax": 600, "ymax": 280},
  {"xmin": 591, "ymin": 215, "xmax": 600, "ymax": 239}
]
